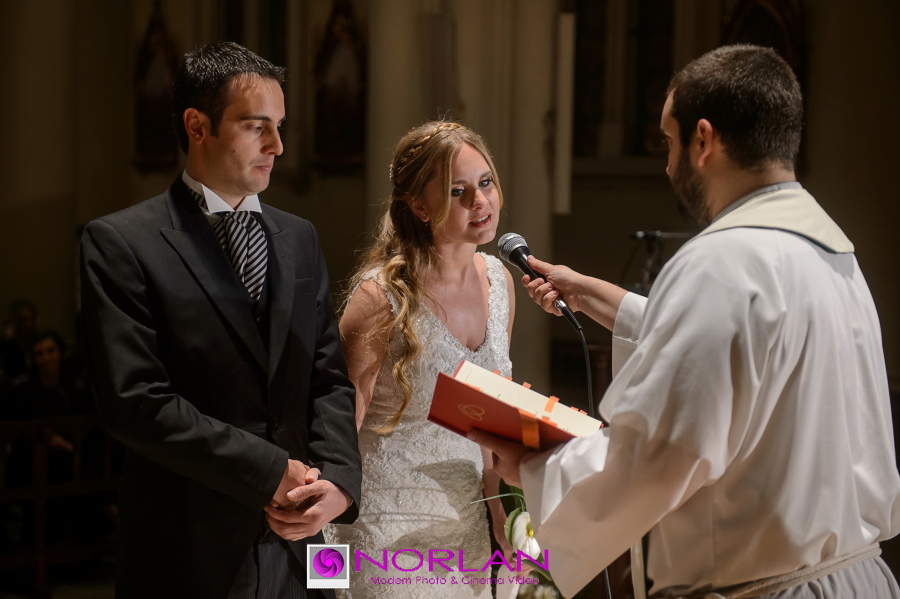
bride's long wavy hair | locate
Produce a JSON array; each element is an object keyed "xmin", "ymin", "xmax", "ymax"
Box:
[{"xmin": 342, "ymin": 120, "xmax": 504, "ymax": 432}]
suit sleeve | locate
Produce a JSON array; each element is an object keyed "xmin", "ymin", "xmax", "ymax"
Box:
[
  {"xmin": 304, "ymin": 224, "xmax": 362, "ymax": 524},
  {"xmin": 80, "ymin": 219, "xmax": 287, "ymax": 510}
]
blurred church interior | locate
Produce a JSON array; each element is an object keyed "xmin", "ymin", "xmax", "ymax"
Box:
[{"xmin": 1, "ymin": 0, "xmax": 898, "ymax": 597}]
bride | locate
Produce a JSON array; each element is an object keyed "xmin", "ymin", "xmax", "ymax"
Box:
[{"xmin": 326, "ymin": 121, "xmax": 517, "ymax": 598}]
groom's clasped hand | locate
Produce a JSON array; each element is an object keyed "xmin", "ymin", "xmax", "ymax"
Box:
[{"xmin": 266, "ymin": 459, "xmax": 353, "ymax": 541}]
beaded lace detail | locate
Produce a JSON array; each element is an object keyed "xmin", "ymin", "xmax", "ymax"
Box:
[{"xmin": 326, "ymin": 254, "xmax": 512, "ymax": 598}]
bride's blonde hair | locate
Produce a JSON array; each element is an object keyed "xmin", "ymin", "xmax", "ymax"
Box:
[{"xmin": 343, "ymin": 120, "xmax": 504, "ymax": 432}]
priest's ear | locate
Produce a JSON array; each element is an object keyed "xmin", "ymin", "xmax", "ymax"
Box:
[
  {"xmin": 182, "ymin": 108, "xmax": 211, "ymax": 147},
  {"xmin": 694, "ymin": 118, "xmax": 718, "ymax": 167}
]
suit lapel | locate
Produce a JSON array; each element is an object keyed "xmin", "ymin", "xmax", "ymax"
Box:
[
  {"xmin": 160, "ymin": 179, "xmax": 268, "ymax": 374},
  {"xmin": 262, "ymin": 210, "xmax": 295, "ymax": 386}
]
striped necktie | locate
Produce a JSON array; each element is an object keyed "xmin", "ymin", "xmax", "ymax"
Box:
[{"xmin": 213, "ymin": 211, "xmax": 267, "ymax": 302}]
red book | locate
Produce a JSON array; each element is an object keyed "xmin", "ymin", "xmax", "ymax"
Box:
[{"xmin": 428, "ymin": 360, "xmax": 602, "ymax": 451}]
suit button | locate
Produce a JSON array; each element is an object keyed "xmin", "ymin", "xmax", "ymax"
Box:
[
  {"xmin": 269, "ymin": 417, "xmax": 279, "ymax": 431},
  {"xmin": 256, "ymin": 316, "xmax": 264, "ymax": 324}
]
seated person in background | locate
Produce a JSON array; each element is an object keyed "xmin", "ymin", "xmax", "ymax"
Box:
[
  {"xmin": 0, "ymin": 298, "xmax": 38, "ymax": 383},
  {"xmin": 3, "ymin": 329, "xmax": 111, "ymax": 547},
  {"xmin": 12, "ymin": 330, "xmax": 94, "ymax": 420}
]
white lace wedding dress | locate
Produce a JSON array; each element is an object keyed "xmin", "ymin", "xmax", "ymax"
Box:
[{"xmin": 326, "ymin": 254, "xmax": 512, "ymax": 598}]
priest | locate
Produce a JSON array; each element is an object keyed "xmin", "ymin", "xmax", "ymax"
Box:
[{"xmin": 471, "ymin": 44, "xmax": 900, "ymax": 599}]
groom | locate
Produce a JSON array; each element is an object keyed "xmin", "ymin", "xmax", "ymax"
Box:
[{"xmin": 80, "ymin": 42, "xmax": 361, "ymax": 598}]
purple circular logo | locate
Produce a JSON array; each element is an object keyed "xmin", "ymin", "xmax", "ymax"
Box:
[{"xmin": 313, "ymin": 548, "xmax": 345, "ymax": 578}]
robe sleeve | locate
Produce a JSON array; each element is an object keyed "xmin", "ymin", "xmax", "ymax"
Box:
[
  {"xmin": 520, "ymin": 234, "xmax": 785, "ymax": 597},
  {"xmin": 610, "ymin": 292, "xmax": 648, "ymax": 377}
]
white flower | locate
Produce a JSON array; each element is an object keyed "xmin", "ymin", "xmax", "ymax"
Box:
[
  {"xmin": 534, "ymin": 586, "xmax": 560, "ymax": 599},
  {"xmin": 507, "ymin": 510, "xmax": 541, "ymax": 558}
]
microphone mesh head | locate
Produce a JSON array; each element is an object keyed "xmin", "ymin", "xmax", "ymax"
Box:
[{"xmin": 497, "ymin": 232, "xmax": 527, "ymax": 262}]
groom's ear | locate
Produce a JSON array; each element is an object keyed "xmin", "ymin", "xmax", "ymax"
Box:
[{"xmin": 183, "ymin": 108, "xmax": 210, "ymax": 147}]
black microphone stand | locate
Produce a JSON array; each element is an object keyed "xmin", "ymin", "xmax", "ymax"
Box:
[{"xmin": 621, "ymin": 230, "xmax": 694, "ymax": 295}]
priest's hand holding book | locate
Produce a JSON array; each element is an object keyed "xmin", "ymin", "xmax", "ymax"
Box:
[
  {"xmin": 469, "ymin": 429, "xmax": 531, "ymax": 487},
  {"xmin": 428, "ymin": 360, "xmax": 603, "ymax": 490}
]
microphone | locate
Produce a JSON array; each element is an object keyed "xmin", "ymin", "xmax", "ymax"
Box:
[{"xmin": 497, "ymin": 233, "xmax": 582, "ymax": 331}]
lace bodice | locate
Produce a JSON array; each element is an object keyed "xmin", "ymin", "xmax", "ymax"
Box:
[
  {"xmin": 326, "ymin": 254, "xmax": 512, "ymax": 598},
  {"xmin": 362, "ymin": 253, "xmax": 512, "ymax": 431}
]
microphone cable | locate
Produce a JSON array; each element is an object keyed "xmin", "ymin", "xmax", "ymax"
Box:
[
  {"xmin": 571, "ymin": 303, "xmax": 613, "ymax": 599},
  {"xmin": 498, "ymin": 233, "xmax": 613, "ymax": 599}
]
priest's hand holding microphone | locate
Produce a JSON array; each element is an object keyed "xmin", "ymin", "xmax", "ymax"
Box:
[
  {"xmin": 469, "ymin": 232, "xmax": 628, "ymax": 484},
  {"xmin": 499, "ymin": 232, "xmax": 628, "ymax": 333},
  {"xmin": 496, "ymin": 233, "xmax": 584, "ymax": 330}
]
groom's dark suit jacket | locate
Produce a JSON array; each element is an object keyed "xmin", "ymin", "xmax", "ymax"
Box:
[{"xmin": 80, "ymin": 177, "xmax": 361, "ymax": 598}]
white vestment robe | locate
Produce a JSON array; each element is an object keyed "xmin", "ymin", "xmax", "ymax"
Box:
[{"xmin": 520, "ymin": 186, "xmax": 900, "ymax": 597}]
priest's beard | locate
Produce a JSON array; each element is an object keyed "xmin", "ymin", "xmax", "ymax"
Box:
[{"xmin": 671, "ymin": 151, "xmax": 710, "ymax": 226}]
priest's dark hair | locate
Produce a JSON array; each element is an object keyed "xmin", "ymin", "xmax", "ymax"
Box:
[{"xmin": 668, "ymin": 44, "xmax": 803, "ymax": 172}]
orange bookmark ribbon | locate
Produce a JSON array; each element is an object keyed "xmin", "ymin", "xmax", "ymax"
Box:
[{"xmin": 518, "ymin": 410, "xmax": 540, "ymax": 450}]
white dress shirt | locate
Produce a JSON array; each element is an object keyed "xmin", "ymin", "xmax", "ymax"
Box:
[{"xmin": 182, "ymin": 170, "xmax": 262, "ymax": 216}]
